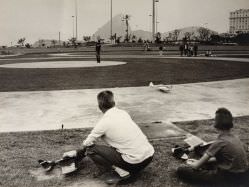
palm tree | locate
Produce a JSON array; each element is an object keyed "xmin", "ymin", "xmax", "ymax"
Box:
[
  {"xmin": 17, "ymin": 37, "xmax": 26, "ymax": 46},
  {"xmin": 83, "ymin": 36, "xmax": 91, "ymax": 42}
]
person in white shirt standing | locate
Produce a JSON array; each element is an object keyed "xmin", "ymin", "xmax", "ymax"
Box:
[{"xmin": 82, "ymin": 90, "xmax": 154, "ymax": 184}]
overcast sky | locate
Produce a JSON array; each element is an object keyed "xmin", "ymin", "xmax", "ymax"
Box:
[{"xmin": 0, "ymin": 0, "xmax": 248, "ymax": 46}]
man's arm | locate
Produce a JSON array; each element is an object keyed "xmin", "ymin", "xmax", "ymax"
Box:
[{"xmin": 82, "ymin": 119, "xmax": 106, "ymax": 147}]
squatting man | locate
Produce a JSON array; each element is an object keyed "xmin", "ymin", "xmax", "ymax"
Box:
[{"xmin": 39, "ymin": 90, "xmax": 154, "ymax": 185}]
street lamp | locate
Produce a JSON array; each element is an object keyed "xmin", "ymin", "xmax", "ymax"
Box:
[
  {"xmin": 149, "ymin": 14, "xmax": 152, "ymax": 40},
  {"xmin": 155, "ymin": 1, "xmax": 159, "ymax": 33},
  {"xmin": 152, "ymin": 0, "xmax": 159, "ymax": 42},
  {"xmin": 72, "ymin": 16, "xmax": 75, "ymax": 38},
  {"xmin": 75, "ymin": 0, "xmax": 78, "ymax": 41},
  {"xmin": 156, "ymin": 21, "xmax": 159, "ymax": 33},
  {"xmin": 110, "ymin": 0, "xmax": 113, "ymax": 43}
]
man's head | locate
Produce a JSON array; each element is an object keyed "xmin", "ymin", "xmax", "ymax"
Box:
[
  {"xmin": 214, "ymin": 108, "xmax": 233, "ymax": 130},
  {"xmin": 97, "ymin": 90, "xmax": 115, "ymax": 113}
]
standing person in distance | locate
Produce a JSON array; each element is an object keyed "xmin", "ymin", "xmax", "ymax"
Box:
[{"xmin": 96, "ymin": 40, "xmax": 101, "ymax": 63}]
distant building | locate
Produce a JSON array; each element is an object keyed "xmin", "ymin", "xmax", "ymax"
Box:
[{"xmin": 229, "ymin": 9, "xmax": 249, "ymax": 34}]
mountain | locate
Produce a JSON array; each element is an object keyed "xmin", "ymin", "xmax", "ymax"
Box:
[
  {"xmin": 93, "ymin": 15, "xmax": 218, "ymax": 42},
  {"xmin": 32, "ymin": 39, "xmax": 60, "ymax": 48},
  {"xmin": 131, "ymin": 30, "xmax": 152, "ymax": 41},
  {"xmin": 130, "ymin": 26, "xmax": 218, "ymax": 41},
  {"xmin": 162, "ymin": 26, "xmax": 218, "ymax": 40},
  {"xmin": 92, "ymin": 14, "xmax": 131, "ymax": 42}
]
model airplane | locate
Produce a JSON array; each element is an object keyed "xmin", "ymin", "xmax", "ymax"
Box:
[
  {"xmin": 38, "ymin": 149, "xmax": 86, "ymax": 174},
  {"xmin": 172, "ymin": 134, "xmax": 214, "ymax": 160},
  {"xmin": 149, "ymin": 82, "xmax": 173, "ymax": 93}
]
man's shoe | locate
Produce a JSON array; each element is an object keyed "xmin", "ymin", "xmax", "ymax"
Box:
[
  {"xmin": 113, "ymin": 166, "xmax": 130, "ymax": 178},
  {"xmin": 104, "ymin": 168, "xmax": 131, "ymax": 185},
  {"xmin": 104, "ymin": 172, "xmax": 122, "ymax": 185}
]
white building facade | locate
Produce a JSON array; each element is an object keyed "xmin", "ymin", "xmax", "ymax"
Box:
[{"xmin": 229, "ymin": 9, "xmax": 249, "ymax": 34}]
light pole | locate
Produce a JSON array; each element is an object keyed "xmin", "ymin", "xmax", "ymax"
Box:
[
  {"xmin": 75, "ymin": 0, "xmax": 78, "ymax": 41},
  {"xmin": 152, "ymin": 0, "xmax": 159, "ymax": 42},
  {"xmin": 72, "ymin": 16, "xmax": 75, "ymax": 38},
  {"xmin": 110, "ymin": 0, "xmax": 113, "ymax": 43},
  {"xmin": 59, "ymin": 32, "xmax": 61, "ymax": 46},
  {"xmin": 149, "ymin": 14, "xmax": 152, "ymax": 40},
  {"xmin": 156, "ymin": 1, "xmax": 159, "ymax": 33},
  {"xmin": 156, "ymin": 21, "xmax": 159, "ymax": 33},
  {"xmin": 152, "ymin": 0, "xmax": 155, "ymax": 42}
]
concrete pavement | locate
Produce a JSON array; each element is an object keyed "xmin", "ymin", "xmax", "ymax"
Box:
[{"xmin": 1, "ymin": 78, "xmax": 249, "ymax": 132}]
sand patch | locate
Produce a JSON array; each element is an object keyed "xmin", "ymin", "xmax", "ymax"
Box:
[{"xmin": 0, "ymin": 61, "xmax": 126, "ymax": 68}]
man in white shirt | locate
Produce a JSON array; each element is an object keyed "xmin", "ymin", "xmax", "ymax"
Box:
[{"xmin": 82, "ymin": 90, "xmax": 154, "ymax": 184}]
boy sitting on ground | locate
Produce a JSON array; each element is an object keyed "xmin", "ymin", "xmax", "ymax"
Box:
[{"xmin": 176, "ymin": 108, "xmax": 248, "ymax": 186}]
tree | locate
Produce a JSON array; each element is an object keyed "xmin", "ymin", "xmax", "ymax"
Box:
[
  {"xmin": 137, "ymin": 37, "xmax": 143, "ymax": 43},
  {"xmin": 25, "ymin": 43, "xmax": 31, "ymax": 48},
  {"xmin": 83, "ymin": 36, "xmax": 91, "ymax": 42},
  {"xmin": 131, "ymin": 35, "xmax": 137, "ymax": 43},
  {"xmin": 167, "ymin": 32, "xmax": 174, "ymax": 41},
  {"xmin": 116, "ymin": 36, "xmax": 122, "ymax": 44},
  {"xmin": 184, "ymin": 32, "xmax": 191, "ymax": 40},
  {"xmin": 51, "ymin": 40, "xmax": 57, "ymax": 48},
  {"xmin": 235, "ymin": 33, "xmax": 249, "ymax": 45},
  {"xmin": 122, "ymin": 14, "xmax": 131, "ymax": 42},
  {"xmin": 155, "ymin": 32, "xmax": 162, "ymax": 43},
  {"xmin": 17, "ymin": 37, "xmax": 26, "ymax": 46},
  {"xmin": 198, "ymin": 27, "xmax": 211, "ymax": 42},
  {"xmin": 68, "ymin": 37, "xmax": 77, "ymax": 47},
  {"xmin": 173, "ymin": 29, "xmax": 180, "ymax": 41},
  {"xmin": 111, "ymin": 33, "xmax": 117, "ymax": 43},
  {"xmin": 38, "ymin": 39, "xmax": 45, "ymax": 47},
  {"xmin": 210, "ymin": 34, "xmax": 221, "ymax": 43}
]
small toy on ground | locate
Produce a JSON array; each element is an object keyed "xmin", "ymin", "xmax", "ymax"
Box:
[
  {"xmin": 172, "ymin": 135, "xmax": 214, "ymax": 160},
  {"xmin": 38, "ymin": 149, "xmax": 86, "ymax": 175}
]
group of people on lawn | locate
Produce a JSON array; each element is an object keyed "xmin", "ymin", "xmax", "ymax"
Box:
[
  {"xmin": 179, "ymin": 43, "xmax": 198, "ymax": 57},
  {"xmin": 45, "ymin": 90, "xmax": 248, "ymax": 185}
]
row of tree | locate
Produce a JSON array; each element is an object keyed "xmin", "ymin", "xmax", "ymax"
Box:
[{"xmin": 14, "ymin": 31, "xmax": 249, "ymax": 49}]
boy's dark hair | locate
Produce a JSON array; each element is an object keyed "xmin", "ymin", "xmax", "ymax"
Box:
[
  {"xmin": 214, "ymin": 108, "xmax": 233, "ymax": 130},
  {"xmin": 97, "ymin": 90, "xmax": 115, "ymax": 111}
]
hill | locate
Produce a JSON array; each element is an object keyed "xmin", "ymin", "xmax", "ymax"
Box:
[
  {"xmin": 92, "ymin": 14, "xmax": 131, "ymax": 42},
  {"xmin": 162, "ymin": 26, "xmax": 218, "ymax": 41}
]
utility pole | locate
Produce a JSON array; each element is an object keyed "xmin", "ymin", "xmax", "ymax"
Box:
[
  {"xmin": 110, "ymin": 0, "xmax": 113, "ymax": 43},
  {"xmin": 156, "ymin": 21, "xmax": 159, "ymax": 33},
  {"xmin": 152, "ymin": 0, "xmax": 159, "ymax": 42},
  {"xmin": 75, "ymin": 0, "xmax": 78, "ymax": 41},
  {"xmin": 156, "ymin": 2, "xmax": 159, "ymax": 33},
  {"xmin": 152, "ymin": 0, "xmax": 155, "ymax": 42},
  {"xmin": 59, "ymin": 32, "xmax": 61, "ymax": 46},
  {"xmin": 72, "ymin": 16, "xmax": 75, "ymax": 38}
]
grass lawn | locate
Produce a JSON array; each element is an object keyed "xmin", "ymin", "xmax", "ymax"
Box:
[
  {"xmin": 1, "ymin": 116, "xmax": 249, "ymax": 187},
  {"xmin": 0, "ymin": 57, "xmax": 249, "ymax": 92}
]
